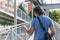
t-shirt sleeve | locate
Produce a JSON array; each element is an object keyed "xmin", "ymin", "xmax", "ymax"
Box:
[
  {"xmin": 31, "ymin": 19, "xmax": 35, "ymax": 28},
  {"xmin": 49, "ymin": 19, "xmax": 54, "ymax": 27}
]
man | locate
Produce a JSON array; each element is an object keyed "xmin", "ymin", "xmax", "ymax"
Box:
[{"xmin": 25, "ymin": 5, "xmax": 55, "ymax": 40}]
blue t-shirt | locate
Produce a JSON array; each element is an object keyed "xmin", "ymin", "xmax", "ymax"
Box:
[{"xmin": 32, "ymin": 15, "xmax": 54, "ymax": 40}]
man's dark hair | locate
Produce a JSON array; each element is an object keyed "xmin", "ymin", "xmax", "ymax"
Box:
[
  {"xmin": 33, "ymin": 5, "xmax": 45, "ymax": 15},
  {"xmin": 44, "ymin": 9, "xmax": 46, "ymax": 12}
]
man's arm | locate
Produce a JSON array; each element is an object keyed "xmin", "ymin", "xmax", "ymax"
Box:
[
  {"xmin": 25, "ymin": 27, "xmax": 34, "ymax": 35},
  {"xmin": 50, "ymin": 26, "xmax": 55, "ymax": 37}
]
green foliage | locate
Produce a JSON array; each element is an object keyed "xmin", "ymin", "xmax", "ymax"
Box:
[
  {"xmin": 0, "ymin": 19, "xmax": 14, "ymax": 25},
  {"xmin": 18, "ymin": 3, "xmax": 27, "ymax": 14},
  {"xmin": 19, "ymin": 3, "xmax": 34, "ymax": 18},
  {"xmin": 29, "ymin": 10, "xmax": 32, "ymax": 18},
  {"xmin": 49, "ymin": 10, "xmax": 60, "ymax": 24},
  {"xmin": 18, "ymin": 3, "xmax": 35, "ymax": 18},
  {"xmin": 29, "ymin": 10, "xmax": 36, "ymax": 18}
]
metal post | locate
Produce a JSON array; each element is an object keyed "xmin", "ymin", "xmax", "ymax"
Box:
[
  {"xmin": 21, "ymin": 10, "xmax": 22, "ymax": 18},
  {"xmin": 32, "ymin": 2, "xmax": 33, "ymax": 20},
  {"xmin": 9, "ymin": 0, "xmax": 17, "ymax": 40},
  {"xmin": 10, "ymin": 28, "xmax": 14, "ymax": 40},
  {"xmin": 14, "ymin": 0, "xmax": 17, "ymax": 25},
  {"xmin": 14, "ymin": 0, "xmax": 17, "ymax": 40},
  {"xmin": 8, "ymin": 0, "xmax": 14, "ymax": 40}
]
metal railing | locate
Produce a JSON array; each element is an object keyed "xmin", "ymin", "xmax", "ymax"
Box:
[
  {"xmin": 0, "ymin": 1, "xmax": 32, "ymax": 22},
  {"xmin": 0, "ymin": 22, "xmax": 31, "ymax": 40},
  {"xmin": 0, "ymin": 19, "xmax": 60, "ymax": 40},
  {"xmin": 0, "ymin": 1, "xmax": 32, "ymax": 40},
  {"xmin": 17, "ymin": 9, "xmax": 32, "ymax": 22},
  {"xmin": 53, "ymin": 21, "xmax": 60, "ymax": 40}
]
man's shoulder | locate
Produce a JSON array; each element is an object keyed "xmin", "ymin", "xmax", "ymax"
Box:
[
  {"xmin": 43, "ymin": 15, "xmax": 51, "ymax": 20},
  {"xmin": 42, "ymin": 15, "xmax": 48, "ymax": 18},
  {"xmin": 32, "ymin": 18, "xmax": 36, "ymax": 22}
]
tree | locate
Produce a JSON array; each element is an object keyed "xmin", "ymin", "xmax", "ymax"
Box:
[
  {"xmin": 49, "ymin": 10, "xmax": 60, "ymax": 24},
  {"xmin": 18, "ymin": 3, "xmax": 27, "ymax": 14}
]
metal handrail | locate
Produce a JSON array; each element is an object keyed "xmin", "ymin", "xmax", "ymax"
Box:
[
  {"xmin": 0, "ymin": 22, "xmax": 31, "ymax": 32},
  {"xmin": 0, "ymin": 19, "xmax": 60, "ymax": 40},
  {"xmin": 18, "ymin": 9, "xmax": 30, "ymax": 18},
  {"xmin": 17, "ymin": 9, "xmax": 32, "ymax": 21},
  {"xmin": 50, "ymin": 18, "xmax": 60, "ymax": 29},
  {"xmin": 0, "ymin": 21, "xmax": 31, "ymax": 34},
  {"xmin": 0, "ymin": 22, "xmax": 31, "ymax": 40}
]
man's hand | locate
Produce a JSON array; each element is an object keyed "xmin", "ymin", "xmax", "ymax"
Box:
[
  {"xmin": 24, "ymin": 26, "xmax": 34, "ymax": 35},
  {"xmin": 24, "ymin": 25, "xmax": 29, "ymax": 31},
  {"xmin": 50, "ymin": 26, "xmax": 55, "ymax": 37}
]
